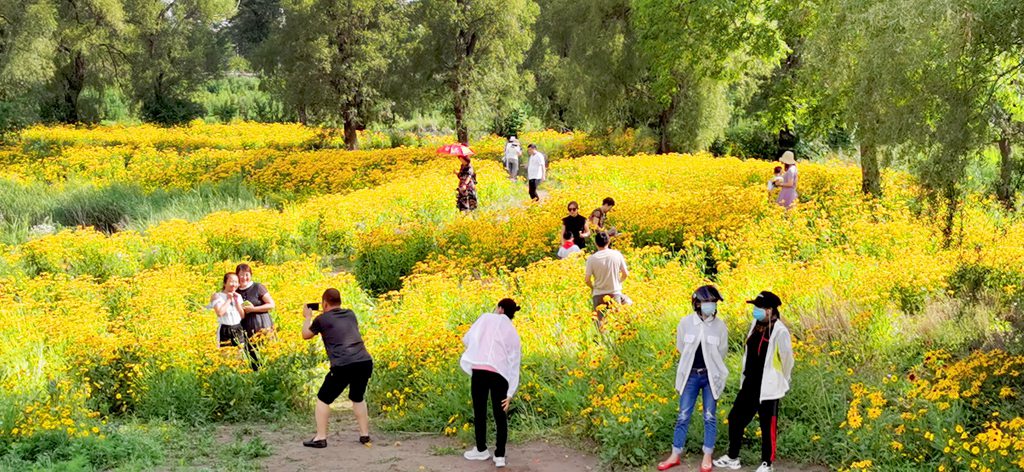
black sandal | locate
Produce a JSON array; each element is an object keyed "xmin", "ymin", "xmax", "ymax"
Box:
[{"xmin": 303, "ymin": 437, "xmax": 327, "ymax": 448}]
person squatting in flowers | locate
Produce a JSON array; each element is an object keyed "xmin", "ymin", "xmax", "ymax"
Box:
[
  {"xmin": 658, "ymin": 285, "xmax": 729, "ymax": 472},
  {"xmin": 714, "ymin": 291, "xmax": 795, "ymax": 472}
]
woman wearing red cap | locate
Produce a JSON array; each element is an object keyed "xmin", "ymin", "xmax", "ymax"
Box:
[{"xmin": 714, "ymin": 291, "xmax": 794, "ymax": 472}]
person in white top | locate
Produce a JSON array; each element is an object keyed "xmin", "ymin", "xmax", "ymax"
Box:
[
  {"xmin": 557, "ymin": 229, "xmax": 581, "ymax": 259},
  {"xmin": 460, "ymin": 298, "xmax": 523, "ymax": 468},
  {"xmin": 526, "ymin": 144, "xmax": 546, "ymax": 201},
  {"xmin": 503, "ymin": 136, "xmax": 522, "ymax": 182},
  {"xmin": 714, "ymin": 291, "xmax": 794, "ymax": 472},
  {"xmin": 584, "ymin": 231, "xmax": 631, "ymax": 328},
  {"xmin": 658, "ymin": 285, "xmax": 729, "ymax": 472},
  {"xmin": 207, "ymin": 272, "xmax": 248, "ymax": 350}
]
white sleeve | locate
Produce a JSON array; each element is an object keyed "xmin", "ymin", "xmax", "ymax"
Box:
[
  {"xmin": 506, "ymin": 328, "xmax": 522, "ymax": 397},
  {"xmin": 207, "ymin": 292, "xmax": 226, "ymax": 310}
]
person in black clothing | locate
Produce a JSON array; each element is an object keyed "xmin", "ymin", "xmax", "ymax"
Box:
[
  {"xmin": 235, "ymin": 263, "xmax": 276, "ymax": 371},
  {"xmin": 713, "ymin": 291, "xmax": 795, "ymax": 472},
  {"xmin": 559, "ymin": 201, "xmax": 589, "ymax": 249},
  {"xmin": 301, "ymin": 288, "xmax": 374, "ymax": 448}
]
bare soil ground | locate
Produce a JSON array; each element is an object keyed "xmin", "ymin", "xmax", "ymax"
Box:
[{"xmin": 215, "ymin": 404, "xmax": 827, "ymax": 472}]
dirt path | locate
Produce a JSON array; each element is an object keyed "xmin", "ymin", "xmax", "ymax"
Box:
[{"xmin": 218, "ymin": 404, "xmax": 826, "ymax": 472}]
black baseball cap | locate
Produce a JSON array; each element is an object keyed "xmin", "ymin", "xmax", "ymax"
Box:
[
  {"xmin": 497, "ymin": 298, "xmax": 521, "ymax": 316},
  {"xmin": 746, "ymin": 291, "xmax": 782, "ymax": 309}
]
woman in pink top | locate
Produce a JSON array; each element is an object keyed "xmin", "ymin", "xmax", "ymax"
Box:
[
  {"xmin": 776, "ymin": 151, "xmax": 798, "ymax": 209},
  {"xmin": 460, "ymin": 298, "xmax": 523, "ymax": 468}
]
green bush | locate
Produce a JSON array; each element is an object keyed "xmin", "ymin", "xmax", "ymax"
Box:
[{"xmin": 353, "ymin": 228, "xmax": 435, "ymax": 295}]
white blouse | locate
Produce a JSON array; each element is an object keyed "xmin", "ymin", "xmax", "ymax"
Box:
[
  {"xmin": 460, "ymin": 312, "xmax": 522, "ymax": 397},
  {"xmin": 208, "ymin": 291, "xmax": 243, "ymax": 326}
]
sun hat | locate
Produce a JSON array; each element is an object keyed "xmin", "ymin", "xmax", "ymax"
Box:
[
  {"xmin": 779, "ymin": 151, "xmax": 797, "ymax": 165},
  {"xmin": 746, "ymin": 291, "xmax": 783, "ymax": 309}
]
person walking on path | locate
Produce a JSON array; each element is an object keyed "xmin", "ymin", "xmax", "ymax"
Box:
[
  {"xmin": 714, "ymin": 291, "xmax": 795, "ymax": 472},
  {"xmin": 559, "ymin": 201, "xmax": 589, "ymax": 249},
  {"xmin": 658, "ymin": 285, "xmax": 729, "ymax": 471},
  {"xmin": 526, "ymin": 144, "xmax": 546, "ymax": 201},
  {"xmin": 461, "ymin": 298, "xmax": 523, "ymax": 469},
  {"xmin": 584, "ymin": 231, "xmax": 631, "ymax": 327},
  {"xmin": 456, "ymin": 154, "xmax": 478, "ymax": 211},
  {"xmin": 776, "ymin": 152, "xmax": 798, "ymax": 209},
  {"xmin": 235, "ymin": 263, "xmax": 275, "ymax": 371},
  {"xmin": 301, "ymin": 288, "xmax": 374, "ymax": 449},
  {"xmin": 503, "ymin": 136, "xmax": 522, "ymax": 182}
]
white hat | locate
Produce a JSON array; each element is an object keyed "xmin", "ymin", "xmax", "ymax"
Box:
[
  {"xmin": 509, "ymin": 136, "xmax": 518, "ymax": 143},
  {"xmin": 779, "ymin": 151, "xmax": 796, "ymax": 165}
]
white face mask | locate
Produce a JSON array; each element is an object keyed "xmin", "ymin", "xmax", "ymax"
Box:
[{"xmin": 699, "ymin": 302, "xmax": 717, "ymax": 317}]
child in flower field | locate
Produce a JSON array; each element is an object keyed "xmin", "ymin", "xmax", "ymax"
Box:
[
  {"xmin": 301, "ymin": 288, "xmax": 374, "ymax": 449},
  {"xmin": 461, "ymin": 298, "xmax": 523, "ymax": 469},
  {"xmin": 767, "ymin": 166, "xmax": 783, "ymax": 192},
  {"xmin": 658, "ymin": 285, "xmax": 729, "ymax": 472},
  {"xmin": 557, "ymin": 229, "xmax": 581, "ymax": 259},
  {"xmin": 207, "ymin": 272, "xmax": 249, "ymax": 351},
  {"xmin": 714, "ymin": 291, "xmax": 795, "ymax": 472}
]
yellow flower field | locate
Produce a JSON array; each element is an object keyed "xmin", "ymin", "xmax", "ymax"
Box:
[{"xmin": 0, "ymin": 123, "xmax": 1021, "ymax": 470}]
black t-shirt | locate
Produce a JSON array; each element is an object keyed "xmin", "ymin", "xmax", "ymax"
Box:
[
  {"xmin": 692, "ymin": 343, "xmax": 707, "ymax": 370},
  {"xmin": 742, "ymin": 322, "xmax": 772, "ymax": 392},
  {"xmin": 238, "ymin": 282, "xmax": 273, "ymax": 333},
  {"xmin": 237, "ymin": 282, "xmax": 269, "ymax": 307},
  {"xmin": 562, "ymin": 215, "xmax": 587, "ymax": 248},
  {"xmin": 310, "ymin": 308, "xmax": 373, "ymax": 368}
]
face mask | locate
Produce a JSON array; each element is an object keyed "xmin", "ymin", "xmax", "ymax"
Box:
[
  {"xmin": 752, "ymin": 307, "xmax": 767, "ymax": 321},
  {"xmin": 699, "ymin": 302, "xmax": 717, "ymax": 317}
]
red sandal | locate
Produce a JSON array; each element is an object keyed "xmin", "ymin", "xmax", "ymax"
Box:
[{"xmin": 657, "ymin": 458, "xmax": 682, "ymax": 471}]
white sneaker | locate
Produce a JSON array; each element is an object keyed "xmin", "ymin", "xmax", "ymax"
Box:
[
  {"xmin": 464, "ymin": 448, "xmax": 490, "ymax": 460},
  {"xmin": 713, "ymin": 455, "xmax": 742, "ymax": 470},
  {"xmin": 755, "ymin": 462, "xmax": 774, "ymax": 472},
  {"xmin": 493, "ymin": 456, "xmax": 506, "ymax": 468}
]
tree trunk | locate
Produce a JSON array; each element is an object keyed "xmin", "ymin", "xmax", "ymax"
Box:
[
  {"xmin": 655, "ymin": 96, "xmax": 677, "ymax": 154},
  {"xmin": 860, "ymin": 141, "xmax": 882, "ymax": 196},
  {"xmin": 62, "ymin": 51, "xmax": 86, "ymax": 123},
  {"xmin": 453, "ymin": 78, "xmax": 469, "ymax": 145},
  {"xmin": 342, "ymin": 109, "xmax": 359, "ymax": 150},
  {"xmin": 941, "ymin": 186, "xmax": 959, "ymax": 248},
  {"xmin": 997, "ymin": 132, "xmax": 1014, "ymax": 209}
]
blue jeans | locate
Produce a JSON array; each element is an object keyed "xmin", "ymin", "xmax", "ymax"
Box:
[{"xmin": 672, "ymin": 370, "xmax": 717, "ymax": 456}]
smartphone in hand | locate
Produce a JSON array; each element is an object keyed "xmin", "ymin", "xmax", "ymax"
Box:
[{"xmin": 306, "ymin": 302, "xmax": 320, "ymax": 311}]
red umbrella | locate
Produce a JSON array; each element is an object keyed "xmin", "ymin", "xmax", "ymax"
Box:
[{"xmin": 437, "ymin": 143, "xmax": 475, "ymax": 157}]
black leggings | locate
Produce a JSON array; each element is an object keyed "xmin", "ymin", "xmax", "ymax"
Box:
[
  {"xmin": 726, "ymin": 388, "xmax": 780, "ymax": 465},
  {"xmin": 471, "ymin": 370, "xmax": 509, "ymax": 457},
  {"xmin": 528, "ymin": 179, "xmax": 540, "ymax": 200}
]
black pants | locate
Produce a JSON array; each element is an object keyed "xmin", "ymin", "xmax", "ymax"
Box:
[
  {"xmin": 471, "ymin": 370, "xmax": 509, "ymax": 457},
  {"xmin": 528, "ymin": 179, "xmax": 540, "ymax": 200},
  {"xmin": 726, "ymin": 388, "xmax": 779, "ymax": 465},
  {"xmin": 219, "ymin": 324, "xmax": 259, "ymax": 372}
]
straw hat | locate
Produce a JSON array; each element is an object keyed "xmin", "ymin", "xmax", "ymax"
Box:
[{"xmin": 779, "ymin": 151, "xmax": 797, "ymax": 165}]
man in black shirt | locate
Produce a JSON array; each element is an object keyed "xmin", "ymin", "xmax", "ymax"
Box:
[{"xmin": 301, "ymin": 288, "xmax": 374, "ymax": 448}]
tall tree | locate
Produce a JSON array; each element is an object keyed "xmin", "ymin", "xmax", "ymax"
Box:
[
  {"xmin": 411, "ymin": 0, "xmax": 538, "ymax": 144},
  {"xmin": 45, "ymin": 0, "xmax": 126, "ymax": 123},
  {"xmin": 0, "ymin": 0, "xmax": 58, "ymax": 136},
  {"xmin": 227, "ymin": 0, "xmax": 282, "ymax": 61},
  {"xmin": 123, "ymin": 0, "xmax": 234, "ymax": 124},
  {"xmin": 257, "ymin": 0, "xmax": 407, "ymax": 149}
]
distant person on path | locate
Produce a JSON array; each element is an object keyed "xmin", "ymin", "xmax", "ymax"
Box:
[
  {"xmin": 236, "ymin": 263, "xmax": 275, "ymax": 371},
  {"xmin": 776, "ymin": 152, "xmax": 798, "ymax": 209},
  {"xmin": 301, "ymin": 288, "xmax": 374, "ymax": 449},
  {"xmin": 714, "ymin": 291, "xmax": 794, "ymax": 472},
  {"xmin": 456, "ymin": 154, "xmax": 478, "ymax": 212},
  {"xmin": 207, "ymin": 272, "xmax": 250, "ymax": 356},
  {"xmin": 526, "ymin": 144, "xmax": 546, "ymax": 201},
  {"xmin": 461, "ymin": 298, "xmax": 523, "ymax": 469},
  {"xmin": 557, "ymin": 229, "xmax": 581, "ymax": 259},
  {"xmin": 658, "ymin": 285, "xmax": 728, "ymax": 471},
  {"xmin": 559, "ymin": 201, "xmax": 589, "ymax": 249},
  {"xmin": 584, "ymin": 231, "xmax": 631, "ymax": 327},
  {"xmin": 503, "ymin": 136, "xmax": 522, "ymax": 182},
  {"xmin": 591, "ymin": 197, "xmax": 617, "ymax": 236}
]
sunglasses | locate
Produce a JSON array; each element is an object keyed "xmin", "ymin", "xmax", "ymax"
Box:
[{"xmin": 568, "ymin": 207, "xmax": 578, "ymax": 211}]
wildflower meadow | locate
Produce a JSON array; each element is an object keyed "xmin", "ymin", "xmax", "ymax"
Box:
[{"xmin": 0, "ymin": 122, "xmax": 1022, "ymax": 471}]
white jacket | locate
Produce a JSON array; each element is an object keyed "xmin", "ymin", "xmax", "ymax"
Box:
[
  {"xmin": 460, "ymin": 312, "xmax": 522, "ymax": 397},
  {"xmin": 675, "ymin": 312, "xmax": 729, "ymax": 399},
  {"xmin": 740, "ymin": 318, "xmax": 795, "ymax": 401}
]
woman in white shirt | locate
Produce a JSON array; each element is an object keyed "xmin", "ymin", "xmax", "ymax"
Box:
[
  {"xmin": 658, "ymin": 285, "xmax": 729, "ymax": 472},
  {"xmin": 208, "ymin": 272, "xmax": 247, "ymax": 349},
  {"xmin": 460, "ymin": 298, "xmax": 523, "ymax": 469}
]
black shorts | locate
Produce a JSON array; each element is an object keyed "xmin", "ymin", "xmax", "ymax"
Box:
[
  {"xmin": 219, "ymin": 324, "xmax": 245, "ymax": 347},
  {"xmin": 317, "ymin": 360, "xmax": 373, "ymax": 404}
]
